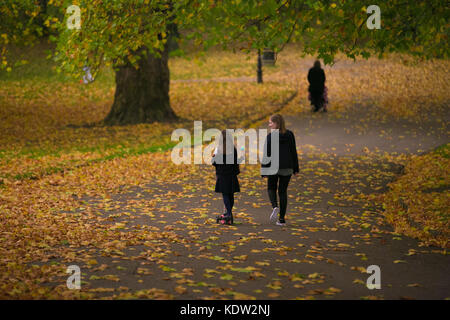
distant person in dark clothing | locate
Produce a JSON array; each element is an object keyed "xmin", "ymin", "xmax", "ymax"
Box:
[{"xmin": 307, "ymin": 60, "xmax": 326, "ymax": 112}]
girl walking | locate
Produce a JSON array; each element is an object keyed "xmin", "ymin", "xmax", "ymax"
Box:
[
  {"xmin": 262, "ymin": 114, "xmax": 299, "ymax": 226},
  {"xmin": 212, "ymin": 130, "xmax": 240, "ymax": 225}
]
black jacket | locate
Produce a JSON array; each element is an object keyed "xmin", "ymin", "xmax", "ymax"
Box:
[
  {"xmin": 307, "ymin": 66, "xmax": 326, "ymax": 92},
  {"xmin": 261, "ymin": 130, "xmax": 299, "ymax": 175},
  {"xmin": 212, "ymin": 148, "xmax": 240, "ymax": 176}
]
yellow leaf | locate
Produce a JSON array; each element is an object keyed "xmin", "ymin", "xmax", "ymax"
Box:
[
  {"xmin": 87, "ymin": 259, "xmax": 98, "ymax": 265},
  {"xmin": 175, "ymin": 286, "xmax": 187, "ymax": 294},
  {"xmin": 393, "ymin": 260, "xmax": 407, "ymax": 264}
]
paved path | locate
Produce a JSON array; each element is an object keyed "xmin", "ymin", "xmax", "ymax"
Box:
[
  {"xmin": 284, "ymin": 104, "xmax": 449, "ymax": 156},
  {"xmin": 49, "ymin": 104, "xmax": 449, "ymax": 300}
]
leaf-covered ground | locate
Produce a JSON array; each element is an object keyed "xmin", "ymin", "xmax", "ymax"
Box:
[
  {"xmin": 381, "ymin": 144, "xmax": 449, "ymax": 248},
  {"xmin": 0, "ymin": 44, "xmax": 449, "ymax": 299}
]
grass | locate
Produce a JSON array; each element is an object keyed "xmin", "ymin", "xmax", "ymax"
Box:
[
  {"xmin": 0, "ymin": 40, "xmax": 449, "ymax": 184},
  {"xmin": 0, "ymin": 42, "xmax": 115, "ymax": 84},
  {"xmin": 433, "ymin": 143, "xmax": 450, "ymax": 159},
  {"xmin": 0, "ymin": 40, "xmax": 448, "ymax": 300},
  {"xmin": 0, "ymin": 42, "xmax": 296, "ymax": 181},
  {"xmin": 2, "ymin": 141, "xmax": 178, "ymax": 181},
  {"xmin": 169, "ymin": 47, "xmax": 281, "ymax": 80}
]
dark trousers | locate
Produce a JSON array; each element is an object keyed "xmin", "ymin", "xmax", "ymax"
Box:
[
  {"xmin": 267, "ymin": 174, "xmax": 291, "ymax": 222},
  {"xmin": 310, "ymin": 88, "xmax": 324, "ymax": 111},
  {"xmin": 222, "ymin": 193, "xmax": 234, "ymax": 217}
]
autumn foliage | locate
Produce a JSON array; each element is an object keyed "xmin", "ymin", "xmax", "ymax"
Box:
[{"xmin": 0, "ymin": 42, "xmax": 449, "ymax": 299}]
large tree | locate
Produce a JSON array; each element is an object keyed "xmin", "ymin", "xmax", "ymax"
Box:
[
  {"xmin": 54, "ymin": 0, "xmax": 179, "ymax": 124},
  {"xmin": 187, "ymin": 0, "xmax": 448, "ymax": 62},
  {"xmin": 1, "ymin": 0, "xmax": 448, "ymax": 125}
]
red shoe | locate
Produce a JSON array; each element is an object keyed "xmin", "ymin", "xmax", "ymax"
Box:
[{"xmin": 217, "ymin": 215, "xmax": 233, "ymax": 225}]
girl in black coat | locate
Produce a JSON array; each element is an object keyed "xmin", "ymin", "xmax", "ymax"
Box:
[
  {"xmin": 212, "ymin": 130, "xmax": 240, "ymax": 225},
  {"xmin": 261, "ymin": 114, "xmax": 299, "ymax": 225}
]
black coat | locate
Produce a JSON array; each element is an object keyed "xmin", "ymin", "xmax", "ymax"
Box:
[
  {"xmin": 212, "ymin": 148, "xmax": 240, "ymax": 193},
  {"xmin": 307, "ymin": 66, "xmax": 326, "ymax": 95},
  {"xmin": 261, "ymin": 130, "xmax": 299, "ymax": 176}
]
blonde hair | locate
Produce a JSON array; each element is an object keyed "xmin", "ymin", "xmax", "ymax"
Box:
[
  {"xmin": 218, "ymin": 129, "xmax": 235, "ymax": 154},
  {"xmin": 270, "ymin": 114, "xmax": 287, "ymax": 134}
]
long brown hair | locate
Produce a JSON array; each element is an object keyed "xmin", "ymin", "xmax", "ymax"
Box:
[
  {"xmin": 270, "ymin": 114, "xmax": 287, "ymax": 134},
  {"xmin": 218, "ymin": 129, "xmax": 235, "ymax": 154}
]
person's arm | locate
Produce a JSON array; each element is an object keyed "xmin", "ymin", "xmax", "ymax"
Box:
[
  {"xmin": 212, "ymin": 154, "xmax": 218, "ymax": 180},
  {"xmin": 260, "ymin": 133, "xmax": 271, "ymax": 177},
  {"xmin": 290, "ymin": 131, "xmax": 299, "ymax": 174},
  {"xmin": 212, "ymin": 151, "xmax": 220, "ymax": 166},
  {"xmin": 212, "ymin": 146, "xmax": 218, "ymax": 166},
  {"xmin": 261, "ymin": 133, "xmax": 271, "ymax": 168},
  {"xmin": 234, "ymin": 148, "xmax": 240, "ymax": 175}
]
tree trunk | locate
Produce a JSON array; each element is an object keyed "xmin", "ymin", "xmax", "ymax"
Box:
[
  {"xmin": 257, "ymin": 49, "xmax": 263, "ymax": 84},
  {"xmin": 104, "ymin": 45, "xmax": 176, "ymax": 125},
  {"xmin": 167, "ymin": 23, "xmax": 180, "ymax": 52}
]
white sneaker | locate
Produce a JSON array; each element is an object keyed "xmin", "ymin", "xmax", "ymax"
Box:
[
  {"xmin": 276, "ymin": 221, "xmax": 286, "ymax": 226},
  {"xmin": 270, "ymin": 207, "xmax": 279, "ymax": 223}
]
